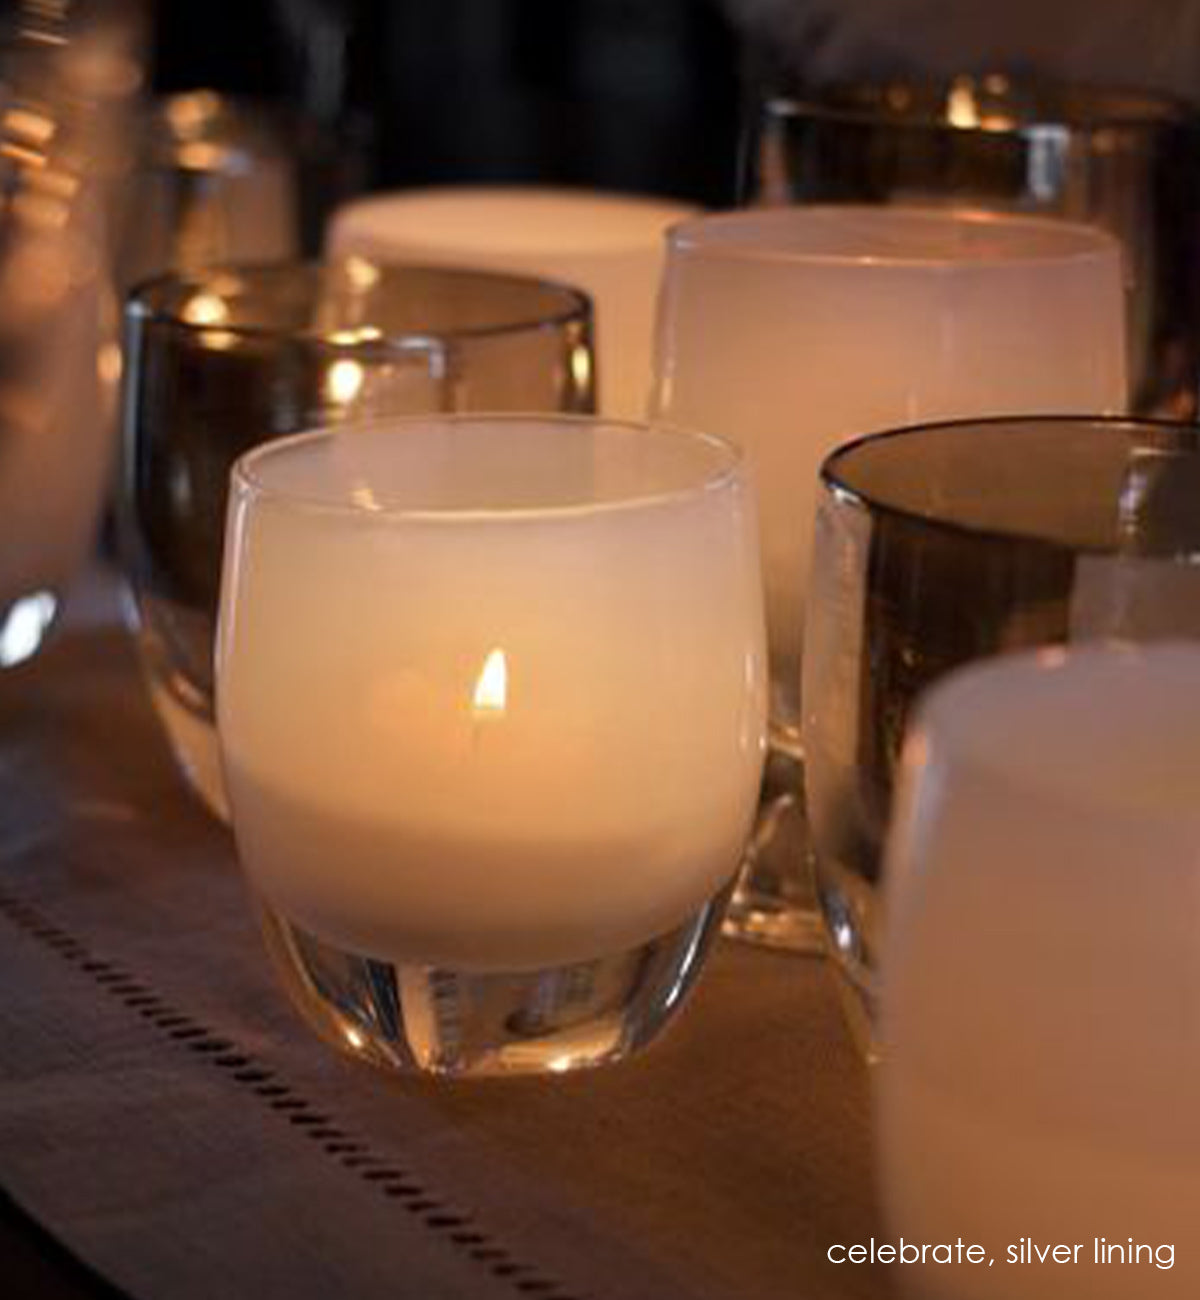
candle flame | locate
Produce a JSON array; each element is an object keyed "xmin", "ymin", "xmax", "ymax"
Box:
[{"xmin": 472, "ymin": 648, "xmax": 507, "ymax": 715}]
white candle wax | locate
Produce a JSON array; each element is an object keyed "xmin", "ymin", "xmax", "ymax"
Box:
[
  {"xmin": 217, "ymin": 418, "xmax": 766, "ymax": 972},
  {"xmin": 652, "ymin": 206, "xmax": 1127, "ymax": 708},
  {"xmin": 880, "ymin": 645, "xmax": 1200, "ymax": 1300},
  {"xmin": 327, "ymin": 187, "xmax": 698, "ymax": 420}
]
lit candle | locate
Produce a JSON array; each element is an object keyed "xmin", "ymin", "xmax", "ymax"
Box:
[
  {"xmin": 327, "ymin": 187, "xmax": 698, "ymax": 420},
  {"xmin": 216, "ymin": 416, "xmax": 765, "ymax": 976},
  {"xmin": 653, "ymin": 205, "xmax": 1127, "ymax": 718}
]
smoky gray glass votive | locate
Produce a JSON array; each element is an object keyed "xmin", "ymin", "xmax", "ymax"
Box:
[
  {"xmin": 803, "ymin": 415, "xmax": 1200, "ymax": 1055},
  {"xmin": 120, "ymin": 260, "xmax": 594, "ymax": 818}
]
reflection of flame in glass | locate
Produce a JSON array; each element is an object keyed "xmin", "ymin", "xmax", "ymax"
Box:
[
  {"xmin": 570, "ymin": 343, "xmax": 592, "ymax": 392},
  {"xmin": 182, "ymin": 291, "xmax": 229, "ymax": 326},
  {"xmin": 176, "ymin": 140, "xmax": 228, "ymax": 171},
  {"xmin": 97, "ymin": 340, "xmax": 122, "ymax": 387},
  {"xmin": 343, "ymin": 256, "xmax": 381, "ymax": 290},
  {"xmin": 945, "ymin": 76, "xmax": 1016, "ymax": 133},
  {"xmin": 472, "ymin": 648, "xmax": 507, "ymax": 715},
  {"xmin": 325, "ymin": 358, "xmax": 365, "ymax": 407},
  {"xmin": 350, "ymin": 483, "xmax": 381, "ymax": 512},
  {"xmin": 328, "ymin": 326, "xmax": 382, "ymax": 345},
  {"xmin": 4, "ymin": 106, "xmax": 56, "ymax": 148},
  {"xmin": 0, "ymin": 591, "xmax": 57, "ymax": 668},
  {"xmin": 165, "ymin": 90, "xmax": 222, "ymax": 139},
  {"xmin": 946, "ymin": 80, "xmax": 980, "ymax": 130},
  {"xmin": 182, "ymin": 290, "xmax": 238, "ymax": 350}
]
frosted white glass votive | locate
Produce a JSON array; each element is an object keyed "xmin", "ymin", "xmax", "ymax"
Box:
[
  {"xmin": 879, "ymin": 643, "xmax": 1200, "ymax": 1300},
  {"xmin": 328, "ymin": 186, "xmax": 699, "ymax": 419},
  {"xmin": 654, "ymin": 205, "xmax": 1127, "ymax": 700},
  {"xmin": 651, "ymin": 204, "xmax": 1126, "ymax": 950},
  {"xmin": 216, "ymin": 415, "xmax": 766, "ymax": 1076}
]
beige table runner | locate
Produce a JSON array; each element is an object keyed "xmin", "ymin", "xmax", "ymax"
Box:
[{"xmin": 0, "ymin": 628, "xmax": 891, "ymax": 1300}]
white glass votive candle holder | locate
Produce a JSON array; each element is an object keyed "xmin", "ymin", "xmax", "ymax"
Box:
[
  {"xmin": 327, "ymin": 186, "xmax": 698, "ymax": 419},
  {"xmin": 879, "ymin": 643, "xmax": 1200, "ymax": 1300},
  {"xmin": 652, "ymin": 205, "xmax": 1127, "ymax": 950},
  {"xmin": 216, "ymin": 415, "xmax": 767, "ymax": 1076}
]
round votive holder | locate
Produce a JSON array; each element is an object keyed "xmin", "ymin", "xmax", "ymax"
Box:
[{"xmin": 216, "ymin": 415, "xmax": 767, "ymax": 1076}]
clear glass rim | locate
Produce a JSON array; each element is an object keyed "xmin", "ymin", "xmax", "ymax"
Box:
[
  {"xmin": 125, "ymin": 259, "xmax": 592, "ymax": 351},
  {"xmin": 760, "ymin": 77, "xmax": 1193, "ymax": 134},
  {"xmin": 230, "ymin": 413, "xmax": 746, "ymax": 524},
  {"xmin": 664, "ymin": 204, "xmax": 1117, "ymax": 270},
  {"xmin": 820, "ymin": 413, "xmax": 1200, "ymax": 554}
]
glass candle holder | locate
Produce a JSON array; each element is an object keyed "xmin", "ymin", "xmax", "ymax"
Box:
[
  {"xmin": 120, "ymin": 261, "xmax": 594, "ymax": 820},
  {"xmin": 216, "ymin": 415, "xmax": 767, "ymax": 1076},
  {"xmin": 327, "ymin": 186, "xmax": 698, "ymax": 419},
  {"xmin": 652, "ymin": 206, "xmax": 1126, "ymax": 951},
  {"xmin": 114, "ymin": 90, "xmax": 371, "ymax": 291},
  {"xmin": 741, "ymin": 81, "xmax": 1200, "ymax": 418},
  {"xmin": 879, "ymin": 644, "xmax": 1200, "ymax": 1300},
  {"xmin": 0, "ymin": 11, "xmax": 136, "ymax": 666},
  {"xmin": 805, "ymin": 416, "xmax": 1200, "ymax": 1056}
]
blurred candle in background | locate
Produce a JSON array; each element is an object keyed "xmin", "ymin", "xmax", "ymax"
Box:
[{"xmin": 328, "ymin": 186, "xmax": 698, "ymax": 418}]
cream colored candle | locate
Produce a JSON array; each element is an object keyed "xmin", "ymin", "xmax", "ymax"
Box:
[
  {"xmin": 880, "ymin": 645, "xmax": 1200, "ymax": 1300},
  {"xmin": 327, "ymin": 187, "xmax": 698, "ymax": 419},
  {"xmin": 652, "ymin": 205, "xmax": 1127, "ymax": 715},
  {"xmin": 217, "ymin": 416, "xmax": 766, "ymax": 973}
]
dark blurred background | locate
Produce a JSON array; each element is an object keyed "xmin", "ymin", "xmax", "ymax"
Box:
[{"xmin": 147, "ymin": 0, "xmax": 744, "ymax": 205}]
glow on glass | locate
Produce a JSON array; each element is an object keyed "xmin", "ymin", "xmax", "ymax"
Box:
[
  {"xmin": 182, "ymin": 291, "xmax": 229, "ymax": 326},
  {"xmin": 328, "ymin": 326, "xmax": 382, "ymax": 345},
  {"xmin": 97, "ymin": 340, "xmax": 122, "ymax": 388},
  {"xmin": 342, "ymin": 256, "xmax": 381, "ymax": 290},
  {"xmin": 183, "ymin": 291, "xmax": 237, "ymax": 351},
  {"xmin": 946, "ymin": 80, "xmax": 981, "ymax": 130},
  {"xmin": 0, "ymin": 591, "xmax": 57, "ymax": 668},
  {"xmin": 570, "ymin": 343, "xmax": 592, "ymax": 393},
  {"xmin": 472, "ymin": 648, "xmax": 508, "ymax": 715},
  {"xmin": 325, "ymin": 358, "xmax": 365, "ymax": 407}
]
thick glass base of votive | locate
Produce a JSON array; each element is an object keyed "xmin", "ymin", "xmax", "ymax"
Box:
[
  {"xmin": 257, "ymin": 890, "xmax": 730, "ymax": 1077},
  {"xmin": 721, "ymin": 741, "xmax": 826, "ymax": 955},
  {"xmin": 818, "ymin": 849, "xmax": 881, "ymax": 1063}
]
